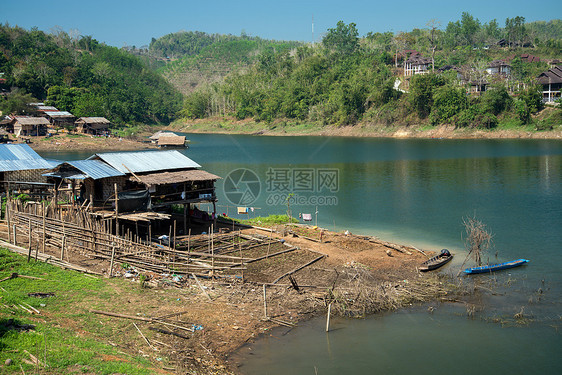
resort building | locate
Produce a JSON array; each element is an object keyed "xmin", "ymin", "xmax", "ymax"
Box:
[{"xmin": 538, "ymin": 65, "xmax": 562, "ymax": 103}]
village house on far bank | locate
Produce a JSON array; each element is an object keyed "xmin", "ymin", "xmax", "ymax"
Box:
[
  {"xmin": 538, "ymin": 65, "xmax": 562, "ymax": 103},
  {"xmin": 75, "ymin": 117, "xmax": 111, "ymax": 135},
  {"xmin": 404, "ymin": 52, "xmax": 432, "ymax": 76},
  {"xmin": 44, "ymin": 111, "xmax": 75, "ymax": 130},
  {"xmin": 10, "ymin": 116, "xmax": 50, "ymax": 137},
  {"xmin": 149, "ymin": 131, "xmax": 188, "ymax": 148}
]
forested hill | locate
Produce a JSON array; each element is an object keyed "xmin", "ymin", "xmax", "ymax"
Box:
[
  {"xmin": 129, "ymin": 31, "xmax": 302, "ymax": 95},
  {"xmin": 174, "ymin": 16, "xmax": 561, "ymax": 129},
  {"xmin": 0, "ymin": 25, "xmax": 182, "ymax": 124}
]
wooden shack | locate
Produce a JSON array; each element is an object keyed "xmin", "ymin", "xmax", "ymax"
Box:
[
  {"xmin": 43, "ymin": 159, "xmax": 127, "ymax": 206},
  {"xmin": 89, "ymin": 150, "xmax": 220, "ymax": 227},
  {"xmin": 157, "ymin": 134, "xmax": 187, "ymax": 148},
  {"xmin": 0, "ymin": 129, "xmax": 9, "ymax": 143},
  {"xmin": 75, "ymin": 117, "xmax": 111, "ymax": 135},
  {"xmin": 0, "ymin": 144, "xmax": 56, "ymax": 197},
  {"xmin": 45, "ymin": 111, "xmax": 76, "ymax": 130},
  {"xmin": 11, "ymin": 116, "xmax": 50, "ymax": 136}
]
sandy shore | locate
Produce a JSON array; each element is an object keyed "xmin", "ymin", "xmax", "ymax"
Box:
[{"xmin": 168, "ymin": 120, "xmax": 562, "ymax": 140}]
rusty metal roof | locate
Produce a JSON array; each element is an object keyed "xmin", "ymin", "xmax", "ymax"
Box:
[
  {"xmin": 0, "ymin": 144, "xmax": 56, "ymax": 172},
  {"xmin": 89, "ymin": 150, "xmax": 201, "ymax": 174},
  {"xmin": 12, "ymin": 116, "xmax": 50, "ymax": 125}
]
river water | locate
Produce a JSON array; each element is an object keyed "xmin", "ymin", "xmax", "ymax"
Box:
[{"xmin": 39, "ymin": 134, "xmax": 562, "ymax": 374}]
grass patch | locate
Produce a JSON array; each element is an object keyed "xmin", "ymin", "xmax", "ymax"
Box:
[
  {"xmin": 219, "ymin": 214, "xmax": 298, "ymax": 227},
  {"xmin": 241, "ymin": 214, "xmax": 299, "ymax": 226},
  {"xmin": 0, "ymin": 248, "xmax": 170, "ymax": 374}
]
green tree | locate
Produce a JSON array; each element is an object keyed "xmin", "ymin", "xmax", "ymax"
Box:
[
  {"xmin": 430, "ymin": 85, "xmax": 468, "ymax": 124},
  {"xmin": 505, "ymin": 16, "xmax": 527, "ymax": 47},
  {"xmin": 460, "ymin": 12, "xmax": 481, "ymax": 46},
  {"xmin": 409, "ymin": 73, "xmax": 446, "ymax": 118},
  {"xmin": 0, "ymin": 88, "xmax": 38, "ymax": 115},
  {"xmin": 322, "ymin": 21, "xmax": 359, "ymax": 56},
  {"xmin": 480, "ymin": 86, "xmax": 512, "ymax": 115}
]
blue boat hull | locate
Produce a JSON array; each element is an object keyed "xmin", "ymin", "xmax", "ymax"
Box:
[{"xmin": 463, "ymin": 259, "xmax": 529, "ymax": 274}]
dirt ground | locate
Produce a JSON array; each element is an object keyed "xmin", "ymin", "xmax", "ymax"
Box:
[
  {"xmin": 2, "ymin": 221, "xmax": 435, "ymax": 374},
  {"xmin": 10, "ymin": 133, "xmax": 154, "ymax": 152}
]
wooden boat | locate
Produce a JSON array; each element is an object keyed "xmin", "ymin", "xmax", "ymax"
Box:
[
  {"xmin": 419, "ymin": 249, "xmax": 453, "ymax": 272},
  {"xmin": 463, "ymin": 259, "xmax": 529, "ymax": 275}
]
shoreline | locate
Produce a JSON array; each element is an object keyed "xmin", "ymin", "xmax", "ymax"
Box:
[
  {"xmin": 168, "ymin": 120, "xmax": 562, "ymax": 140},
  {"xmin": 0, "ymin": 220, "xmax": 449, "ymax": 374}
]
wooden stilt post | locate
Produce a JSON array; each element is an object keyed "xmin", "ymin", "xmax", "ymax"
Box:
[
  {"xmin": 12, "ymin": 224, "xmax": 17, "ymax": 246},
  {"xmin": 187, "ymin": 228, "xmax": 191, "ymax": 261},
  {"xmin": 183, "ymin": 204, "xmax": 187, "ymax": 235}
]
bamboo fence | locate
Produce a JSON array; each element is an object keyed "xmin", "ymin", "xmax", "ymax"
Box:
[{"xmin": 2, "ymin": 199, "xmax": 296, "ymax": 279}]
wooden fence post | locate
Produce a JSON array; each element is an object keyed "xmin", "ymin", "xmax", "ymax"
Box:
[
  {"xmin": 114, "ymin": 184, "xmax": 119, "ymax": 237},
  {"xmin": 40, "ymin": 201, "xmax": 45, "ymax": 260},
  {"xmin": 27, "ymin": 218, "xmax": 32, "ymax": 262},
  {"xmin": 109, "ymin": 245, "xmax": 116, "ymax": 277}
]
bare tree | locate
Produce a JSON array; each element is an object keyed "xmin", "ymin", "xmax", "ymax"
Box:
[
  {"xmin": 426, "ymin": 19, "xmax": 441, "ymax": 72},
  {"xmin": 392, "ymin": 32, "xmax": 408, "ymax": 68},
  {"xmin": 463, "ymin": 215, "xmax": 493, "ymax": 266}
]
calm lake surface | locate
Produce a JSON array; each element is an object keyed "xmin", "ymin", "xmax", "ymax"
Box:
[{"xmin": 39, "ymin": 134, "xmax": 562, "ymax": 374}]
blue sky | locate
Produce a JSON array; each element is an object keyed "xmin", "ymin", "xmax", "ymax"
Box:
[{"xmin": 2, "ymin": 0, "xmax": 557, "ymax": 47}]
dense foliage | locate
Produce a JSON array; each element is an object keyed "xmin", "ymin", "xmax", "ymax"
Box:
[
  {"xmin": 0, "ymin": 24, "xmax": 182, "ymax": 124},
  {"xmin": 176, "ymin": 15, "xmax": 561, "ymax": 128}
]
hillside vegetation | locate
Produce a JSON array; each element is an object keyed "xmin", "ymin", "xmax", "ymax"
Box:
[
  {"xmin": 1, "ymin": 16, "xmax": 561, "ymax": 131},
  {"xmin": 0, "ymin": 25, "xmax": 182, "ymax": 125},
  {"xmin": 173, "ymin": 16, "xmax": 561, "ymax": 130},
  {"xmin": 139, "ymin": 32, "xmax": 302, "ymax": 95}
]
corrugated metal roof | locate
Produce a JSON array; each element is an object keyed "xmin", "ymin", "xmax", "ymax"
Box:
[
  {"xmin": 37, "ymin": 105, "xmax": 58, "ymax": 111},
  {"xmin": 46, "ymin": 111, "xmax": 74, "ymax": 117},
  {"xmin": 43, "ymin": 160, "xmax": 125, "ymax": 180},
  {"xmin": 0, "ymin": 144, "xmax": 55, "ymax": 172},
  {"xmin": 76, "ymin": 117, "xmax": 110, "ymax": 124},
  {"xmin": 89, "ymin": 150, "xmax": 201, "ymax": 174},
  {"xmin": 68, "ymin": 160, "xmax": 125, "ymax": 179}
]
